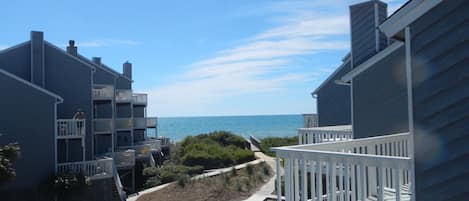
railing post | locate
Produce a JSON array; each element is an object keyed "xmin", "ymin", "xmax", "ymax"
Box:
[
  {"xmin": 301, "ymin": 159, "xmax": 307, "ymax": 201},
  {"xmin": 344, "ymin": 161, "xmax": 350, "ymax": 201},
  {"xmin": 285, "ymin": 158, "xmax": 292, "ymax": 201},
  {"xmin": 378, "ymin": 166, "xmax": 385, "ymax": 201},
  {"xmin": 310, "ymin": 161, "xmax": 316, "ymax": 201},
  {"xmin": 294, "ymin": 159, "xmax": 300, "ymax": 201},
  {"xmin": 367, "ymin": 145, "xmax": 377, "ymax": 196},
  {"xmin": 318, "ymin": 160, "xmax": 323, "ymax": 201},
  {"xmin": 276, "ymin": 156, "xmax": 282, "ymax": 201},
  {"xmin": 394, "ymin": 167, "xmax": 401, "ymax": 201}
]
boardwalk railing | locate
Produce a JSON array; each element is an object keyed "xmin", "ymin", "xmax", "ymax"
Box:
[
  {"xmin": 57, "ymin": 119, "xmax": 86, "ymax": 139},
  {"xmin": 57, "ymin": 158, "xmax": 113, "ymax": 180},
  {"xmin": 297, "ymin": 125, "xmax": 353, "ymax": 144},
  {"xmin": 273, "ymin": 133, "xmax": 413, "ymax": 201}
]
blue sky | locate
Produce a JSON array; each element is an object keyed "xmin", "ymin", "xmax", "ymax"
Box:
[{"xmin": 0, "ymin": 0, "xmax": 405, "ymax": 117}]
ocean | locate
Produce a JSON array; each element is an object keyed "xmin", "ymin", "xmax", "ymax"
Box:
[{"xmin": 147, "ymin": 114, "xmax": 302, "ymax": 141}]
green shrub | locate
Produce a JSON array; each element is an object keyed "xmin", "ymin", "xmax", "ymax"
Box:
[
  {"xmin": 179, "ymin": 131, "xmax": 255, "ymax": 169},
  {"xmin": 246, "ymin": 164, "xmax": 254, "ymax": 176},
  {"xmin": 260, "ymin": 136, "xmax": 298, "ymax": 157},
  {"xmin": 142, "ymin": 164, "xmax": 203, "ymax": 187}
]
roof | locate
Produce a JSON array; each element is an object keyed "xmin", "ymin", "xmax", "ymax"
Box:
[
  {"xmin": 44, "ymin": 41, "xmax": 96, "ymax": 71},
  {"xmin": 0, "ymin": 68, "xmax": 63, "ymax": 103},
  {"xmin": 74, "ymin": 54, "xmax": 133, "ymax": 82},
  {"xmin": 311, "ymin": 54, "xmax": 351, "ymax": 95},
  {"xmin": 341, "ymin": 41, "xmax": 404, "ymax": 82},
  {"xmin": 379, "ymin": 0, "xmax": 443, "ymax": 38},
  {"xmin": 0, "ymin": 41, "xmax": 30, "ymax": 55}
]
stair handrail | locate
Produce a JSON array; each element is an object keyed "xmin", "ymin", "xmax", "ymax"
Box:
[{"xmin": 112, "ymin": 161, "xmax": 126, "ymax": 201}]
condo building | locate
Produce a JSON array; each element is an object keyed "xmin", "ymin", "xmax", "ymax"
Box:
[
  {"xmin": 275, "ymin": 0, "xmax": 468, "ymax": 201},
  {"xmin": 0, "ymin": 32, "xmax": 169, "ymax": 201}
]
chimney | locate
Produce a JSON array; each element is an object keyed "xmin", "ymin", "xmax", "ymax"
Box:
[
  {"xmin": 92, "ymin": 57, "xmax": 102, "ymax": 65},
  {"xmin": 30, "ymin": 31, "xmax": 45, "ymax": 87},
  {"xmin": 123, "ymin": 61, "xmax": 132, "ymax": 79},
  {"xmin": 66, "ymin": 40, "xmax": 78, "ymax": 56},
  {"xmin": 349, "ymin": 0, "xmax": 388, "ymax": 68}
]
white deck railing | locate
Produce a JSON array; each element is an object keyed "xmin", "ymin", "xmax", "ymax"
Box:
[
  {"xmin": 132, "ymin": 93, "xmax": 147, "ymax": 105},
  {"xmin": 273, "ymin": 133, "xmax": 413, "ymax": 201},
  {"xmin": 113, "ymin": 163, "xmax": 127, "ymax": 201},
  {"xmin": 57, "ymin": 158, "xmax": 113, "ymax": 180},
  {"xmin": 135, "ymin": 139, "xmax": 161, "ymax": 151},
  {"xmin": 119, "ymin": 144, "xmax": 152, "ymax": 159},
  {"xmin": 93, "ymin": 85, "xmax": 114, "ymax": 100},
  {"xmin": 298, "ymin": 125, "xmax": 353, "ymax": 144},
  {"xmin": 57, "ymin": 119, "xmax": 86, "ymax": 138},
  {"xmin": 114, "ymin": 150, "xmax": 136, "ymax": 168}
]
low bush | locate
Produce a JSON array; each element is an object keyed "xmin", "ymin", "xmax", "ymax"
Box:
[
  {"xmin": 179, "ymin": 131, "xmax": 255, "ymax": 169},
  {"xmin": 260, "ymin": 136, "xmax": 298, "ymax": 157},
  {"xmin": 142, "ymin": 163, "xmax": 203, "ymax": 188}
]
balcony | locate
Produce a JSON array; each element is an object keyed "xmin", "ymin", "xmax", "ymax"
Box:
[
  {"xmin": 115, "ymin": 118, "xmax": 132, "ymax": 130},
  {"xmin": 114, "ymin": 150, "xmax": 136, "ymax": 169},
  {"xmin": 93, "ymin": 85, "xmax": 114, "ymax": 100},
  {"xmin": 135, "ymin": 139, "xmax": 161, "ymax": 152},
  {"xmin": 273, "ymin": 133, "xmax": 413, "ymax": 201},
  {"xmin": 119, "ymin": 144, "xmax": 152, "ymax": 159},
  {"xmin": 132, "ymin": 93, "xmax": 147, "ymax": 105},
  {"xmin": 298, "ymin": 125, "xmax": 353, "ymax": 144},
  {"xmin": 57, "ymin": 158, "xmax": 114, "ymax": 180},
  {"xmin": 146, "ymin": 117, "xmax": 157, "ymax": 128},
  {"xmin": 116, "ymin": 89, "xmax": 133, "ymax": 103},
  {"xmin": 134, "ymin": 118, "xmax": 146, "ymax": 129},
  {"xmin": 57, "ymin": 119, "xmax": 86, "ymax": 139},
  {"xmin": 94, "ymin": 119, "xmax": 113, "ymax": 134}
]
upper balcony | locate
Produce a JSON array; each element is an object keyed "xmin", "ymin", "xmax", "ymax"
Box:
[
  {"xmin": 118, "ymin": 144, "xmax": 153, "ymax": 159},
  {"xmin": 57, "ymin": 119, "xmax": 86, "ymax": 139},
  {"xmin": 57, "ymin": 158, "xmax": 114, "ymax": 180},
  {"xmin": 115, "ymin": 118, "xmax": 132, "ymax": 131},
  {"xmin": 94, "ymin": 118, "xmax": 113, "ymax": 134},
  {"xmin": 146, "ymin": 117, "xmax": 157, "ymax": 128},
  {"xmin": 115, "ymin": 89, "xmax": 133, "ymax": 103},
  {"xmin": 133, "ymin": 118, "xmax": 146, "ymax": 129},
  {"xmin": 298, "ymin": 125, "xmax": 353, "ymax": 144},
  {"xmin": 273, "ymin": 133, "xmax": 413, "ymax": 201},
  {"xmin": 135, "ymin": 139, "xmax": 161, "ymax": 153},
  {"xmin": 93, "ymin": 85, "xmax": 114, "ymax": 100},
  {"xmin": 132, "ymin": 93, "xmax": 147, "ymax": 105}
]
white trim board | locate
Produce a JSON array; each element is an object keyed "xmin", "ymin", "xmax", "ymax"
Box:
[
  {"xmin": 341, "ymin": 41, "xmax": 403, "ymax": 82},
  {"xmin": 0, "ymin": 68, "xmax": 63, "ymax": 102},
  {"xmin": 380, "ymin": 0, "xmax": 443, "ymax": 38}
]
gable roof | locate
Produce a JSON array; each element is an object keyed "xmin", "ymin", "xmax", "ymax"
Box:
[
  {"xmin": 44, "ymin": 41, "xmax": 96, "ymax": 71},
  {"xmin": 341, "ymin": 41, "xmax": 404, "ymax": 82},
  {"xmin": 0, "ymin": 68, "xmax": 63, "ymax": 103},
  {"xmin": 73, "ymin": 54, "xmax": 133, "ymax": 82},
  {"xmin": 312, "ymin": 54, "xmax": 351, "ymax": 95},
  {"xmin": 379, "ymin": 0, "xmax": 443, "ymax": 38}
]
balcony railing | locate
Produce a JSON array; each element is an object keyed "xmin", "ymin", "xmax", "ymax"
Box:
[
  {"xmin": 273, "ymin": 133, "xmax": 413, "ymax": 201},
  {"xmin": 132, "ymin": 93, "xmax": 147, "ymax": 105},
  {"xmin": 94, "ymin": 119, "xmax": 113, "ymax": 134},
  {"xmin": 146, "ymin": 117, "xmax": 157, "ymax": 128},
  {"xmin": 298, "ymin": 125, "xmax": 352, "ymax": 144},
  {"xmin": 114, "ymin": 150, "xmax": 136, "ymax": 168},
  {"xmin": 135, "ymin": 139, "xmax": 161, "ymax": 152},
  {"xmin": 57, "ymin": 119, "xmax": 86, "ymax": 139},
  {"xmin": 116, "ymin": 89, "xmax": 133, "ymax": 103},
  {"xmin": 93, "ymin": 85, "xmax": 114, "ymax": 100},
  {"xmin": 57, "ymin": 158, "xmax": 114, "ymax": 180},
  {"xmin": 134, "ymin": 118, "xmax": 146, "ymax": 129},
  {"xmin": 115, "ymin": 118, "xmax": 132, "ymax": 130}
]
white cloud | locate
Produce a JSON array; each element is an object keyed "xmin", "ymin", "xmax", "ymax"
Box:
[{"xmin": 143, "ymin": 1, "xmax": 372, "ymax": 116}]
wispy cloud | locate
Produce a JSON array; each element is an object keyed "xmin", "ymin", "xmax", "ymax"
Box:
[{"xmin": 144, "ymin": 1, "xmax": 355, "ymax": 116}]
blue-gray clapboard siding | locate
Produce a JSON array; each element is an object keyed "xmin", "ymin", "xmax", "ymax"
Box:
[
  {"xmin": 317, "ymin": 61, "xmax": 351, "ymax": 126},
  {"xmin": 409, "ymin": 0, "xmax": 469, "ymax": 200},
  {"xmin": 44, "ymin": 43, "xmax": 94, "ymax": 161},
  {"xmin": 350, "ymin": 1, "xmax": 388, "ymax": 68},
  {"xmin": 0, "ymin": 71, "xmax": 56, "ymax": 191},
  {"xmin": 352, "ymin": 46, "xmax": 408, "ymax": 138}
]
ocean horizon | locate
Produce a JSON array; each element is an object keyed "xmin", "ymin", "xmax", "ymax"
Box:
[{"xmin": 147, "ymin": 114, "xmax": 303, "ymax": 141}]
